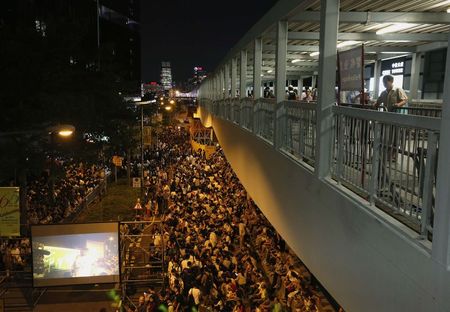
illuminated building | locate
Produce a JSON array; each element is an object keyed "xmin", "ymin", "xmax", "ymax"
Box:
[{"xmin": 161, "ymin": 61, "xmax": 173, "ymax": 90}]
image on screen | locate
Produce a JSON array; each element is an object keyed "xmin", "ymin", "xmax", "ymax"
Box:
[{"xmin": 31, "ymin": 223, "xmax": 120, "ymax": 287}]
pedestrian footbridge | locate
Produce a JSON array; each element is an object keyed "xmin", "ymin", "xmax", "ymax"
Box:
[{"xmin": 197, "ymin": 1, "xmax": 450, "ymax": 311}]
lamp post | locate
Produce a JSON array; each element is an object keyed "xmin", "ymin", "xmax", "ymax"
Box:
[{"xmin": 134, "ymin": 100, "xmax": 154, "ymax": 199}]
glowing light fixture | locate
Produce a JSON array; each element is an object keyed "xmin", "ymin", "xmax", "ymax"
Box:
[
  {"xmin": 267, "ymin": 70, "xmax": 273, "ymax": 73},
  {"xmin": 291, "ymin": 59, "xmax": 302, "ymax": 63},
  {"xmin": 376, "ymin": 23, "xmax": 417, "ymax": 35},
  {"xmin": 58, "ymin": 130, "xmax": 74, "ymax": 137},
  {"xmin": 310, "ymin": 52, "xmax": 320, "ymax": 57},
  {"xmin": 164, "ymin": 105, "xmax": 172, "ymax": 111},
  {"xmin": 336, "ymin": 41, "xmax": 360, "ymax": 48},
  {"xmin": 169, "ymin": 99, "xmax": 175, "ymax": 104}
]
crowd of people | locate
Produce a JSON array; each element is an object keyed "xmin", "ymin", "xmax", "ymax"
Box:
[
  {"xmin": 130, "ymin": 126, "xmax": 332, "ymax": 312},
  {"xmin": 0, "ymin": 158, "xmax": 106, "ymax": 272},
  {"xmin": 27, "ymin": 159, "xmax": 105, "ymax": 225}
]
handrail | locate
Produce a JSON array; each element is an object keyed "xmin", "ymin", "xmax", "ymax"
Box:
[{"xmin": 333, "ymin": 106, "xmax": 440, "ymax": 131}]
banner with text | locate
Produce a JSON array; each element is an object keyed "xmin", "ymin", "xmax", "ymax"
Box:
[
  {"xmin": 338, "ymin": 46, "xmax": 364, "ymax": 91},
  {"xmin": 0, "ymin": 187, "xmax": 20, "ymax": 237}
]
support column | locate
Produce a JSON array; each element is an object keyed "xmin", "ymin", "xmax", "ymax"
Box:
[
  {"xmin": 409, "ymin": 52, "xmax": 422, "ymax": 100},
  {"xmin": 240, "ymin": 50, "xmax": 247, "ymax": 98},
  {"xmin": 231, "ymin": 58, "xmax": 237, "ymax": 98},
  {"xmin": 373, "ymin": 59, "xmax": 381, "ymax": 99},
  {"xmin": 299, "ymin": 77, "xmax": 304, "ymax": 98},
  {"xmin": 224, "ymin": 65, "xmax": 230, "ymax": 98},
  {"xmin": 253, "ymin": 38, "xmax": 263, "ymax": 99},
  {"xmin": 315, "ymin": 0, "xmax": 339, "ymax": 178},
  {"xmin": 312, "ymin": 75, "xmax": 317, "ymax": 90},
  {"xmin": 432, "ymin": 35, "xmax": 450, "ymax": 266},
  {"xmin": 275, "ymin": 20, "xmax": 288, "ymax": 104}
]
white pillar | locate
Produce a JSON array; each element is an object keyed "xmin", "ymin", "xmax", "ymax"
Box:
[
  {"xmin": 373, "ymin": 59, "xmax": 382, "ymax": 99},
  {"xmin": 253, "ymin": 38, "xmax": 263, "ymax": 99},
  {"xmin": 312, "ymin": 75, "xmax": 317, "ymax": 89},
  {"xmin": 275, "ymin": 20, "xmax": 288, "ymax": 104},
  {"xmin": 224, "ymin": 65, "xmax": 230, "ymax": 98},
  {"xmin": 231, "ymin": 58, "xmax": 237, "ymax": 98},
  {"xmin": 299, "ymin": 77, "xmax": 304, "ymax": 96},
  {"xmin": 432, "ymin": 35, "xmax": 450, "ymax": 266},
  {"xmin": 315, "ymin": 0, "xmax": 339, "ymax": 178},
  {"xmin": 240, "ymin": 50, "xmax": 247, "ymax": 98},
  {"xmin": 409, "ymin": 52, "xmax": 422, "ymax": 100}
]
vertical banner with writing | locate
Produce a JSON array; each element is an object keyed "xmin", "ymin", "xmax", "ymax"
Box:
[
  {"xmin": 338, "ymin": 45, "xmax": 364, "ymax": 92},
  {"xmin": 0, "ymin": 187, "xmax": 20, "ymax": 237},
  {"xmin": 143, "ymin": 126, "xmax": 152, "ymax": 146}
]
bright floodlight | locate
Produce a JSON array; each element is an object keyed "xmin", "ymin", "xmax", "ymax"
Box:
[
  {"xmin": 376, "ymin": 23, "xmax": 417, "ymax": 35},
  {"xmin": 336, "ymin": 41, "xmax": 360, "ymax": 48},
  {"xmin": 58, "ymin": 130, "xmax": 74, "ymax": 137},
  {"xmin": 48, "ymin": 124, "xmax": 75, "ymax": 137}
]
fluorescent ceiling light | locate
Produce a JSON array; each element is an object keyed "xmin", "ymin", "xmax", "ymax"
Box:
[
  {"xmin": 291, "ymin": 59, "xmax": 302, "ymax": 63},
  {"xmin": 310, "ymin": 52, "xmax": 319, "ymax": 57},
  {"xmin": 336, "ymin": 41, "xmax": 360, "ymax": 48},
  {"xmin": 376, "ymin": 23, "xmax": 417, "ymax": 35},
  {"xmin": 267, "ymin": 70, "xmax": 273, "ymax": 73},
  {"xmin": 447, "ymin": 8, "xmax": 450, "ymax": 13}
]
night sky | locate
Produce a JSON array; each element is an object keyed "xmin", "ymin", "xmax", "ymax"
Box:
[{"xmin": 140, "ymin": 0, "xmax": 279, "ymax": 84}]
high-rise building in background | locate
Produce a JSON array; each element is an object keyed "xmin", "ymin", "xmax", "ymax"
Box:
[
  {"xmin": 0, "ymin": 0, "xmax": 141, "ymax": 95},
  {"xmin": 194, "ymin": 66, "xmax": 206, "ymax": 80},
  {"xmin": 161, "ymin": 61, "xmax": 173, "ymax": 90},
  {"xmin": 98, "ymin": 0, "xmax": 141, "ymax": 95}
]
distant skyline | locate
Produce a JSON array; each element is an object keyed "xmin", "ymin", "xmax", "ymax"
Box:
[{"xmin": 140, "ymin": 0, "xmax": 278, "ymax": 83}]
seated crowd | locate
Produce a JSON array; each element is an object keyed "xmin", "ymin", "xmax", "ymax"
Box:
[
  {"xmin": 132, "ymin": 127, "xmax": 328, "ymax": 312},
  {"xmin": 0, "ymin": 158, "xmax": 105, "ymax": 272},
  {"xmin": 27, "ymin": 159, "xmax": 105, "ymax": 225}
]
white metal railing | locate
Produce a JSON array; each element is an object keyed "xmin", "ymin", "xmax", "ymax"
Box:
[
  {"xmin": 254, "ymin": 98, "xmax": 276, "ymax": 143},
  {"xmin": 332, "ymin": 106, "xmax": 439, "ymax": 238},
  {"xmin": 198, "ymin": 98, "xmax": 440, "ymax": 240},
  {"xmin": 240, "ymin": 98, "xmax": 255, "ymax": 130},
  {"xmin": 278, "ymin": 100, "xmax": 317, "ymax": 167}
]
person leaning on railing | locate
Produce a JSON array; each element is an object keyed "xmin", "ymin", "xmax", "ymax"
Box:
[
  {"xmin": 372, "ymin": 75, "xmax": 408, "ymax": 162},
  {"xmin": 373, "ymin": 75, "xmax": 408, "ymax": 112}
]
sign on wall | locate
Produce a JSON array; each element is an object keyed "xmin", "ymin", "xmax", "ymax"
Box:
[
  {"xmin": 0, "ymin": 187, "xmax": 20, "ymax": 237},
  {"xmin": 338, "ymin": 45, "xmax": 364, "ymax": 91}
]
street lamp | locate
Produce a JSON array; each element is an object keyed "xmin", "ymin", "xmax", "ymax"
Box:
[
  {"xmin": 47, "ymin": 124, "xmax": 76, "ymax": 138},
  {"xmin": 134, "ymin": 100, "xmax": 154, "ymax": 198}
]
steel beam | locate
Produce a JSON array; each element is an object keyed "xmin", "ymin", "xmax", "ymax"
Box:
[
  {"xmin": 275, "ymin": 20, "xmax": 288, "ymax": 104},
  {"xmin": 253, "ymin": 38, "xmax": 263, "ymax": 99},
  {"xmin": 409, "ymin": 52, "xmax": 422, "ymax": 99},
  {"xmin": 290, "ymin": 11, "xmax": 450, "ymax": 25},
  {"xmin": 432, "ymin": 33, "xmax": 450, "ymax": 267},
  {"xmin": 266, "ymin": 32, "xmax": 449, "ymax": 42},
  {"xmin": 231, "ymin": 58, "xmax": 237, "ymax": 98},
  {"xmin": 315, "ymin": 0, "xmax": 339, "ymax": 178}
]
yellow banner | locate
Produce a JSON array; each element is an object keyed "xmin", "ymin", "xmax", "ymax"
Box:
[{"xmin": 0, "ymin": 187, "xmax": 20, "ymax": 237}]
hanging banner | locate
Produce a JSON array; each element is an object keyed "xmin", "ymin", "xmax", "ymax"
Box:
[
  {"xmin": 0, "ymin": 187, "xmax": 20, "ymax": 237},
  {"xmin": 338, "ymin": 45, "xmax": 364, "ymax": 91},
  {"xmin": 143, "ymin": 126, "xmax": 152, "ymax": 146}
]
